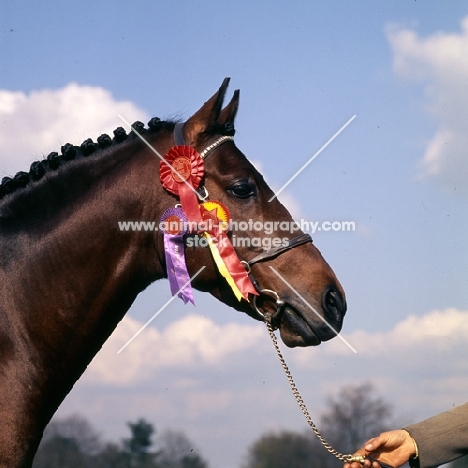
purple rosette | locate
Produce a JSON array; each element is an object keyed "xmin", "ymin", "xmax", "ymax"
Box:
[{"xmin": 160, "ymin": 207, "xmax": 194, "ymax": 305}]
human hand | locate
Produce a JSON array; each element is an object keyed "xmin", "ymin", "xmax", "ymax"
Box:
[{"xmin": 343, "ymin": 430, "xmax": 417, "ymax": 468}]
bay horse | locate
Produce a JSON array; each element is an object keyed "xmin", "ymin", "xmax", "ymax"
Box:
[{"xmin": 0, "ymin": 78, "xmax": 346, "ymax": 467}]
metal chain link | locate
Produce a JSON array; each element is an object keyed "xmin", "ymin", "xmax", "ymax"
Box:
[{"xmin": 265, "ymin": 319, "xmax": 363, "ymax": 464}]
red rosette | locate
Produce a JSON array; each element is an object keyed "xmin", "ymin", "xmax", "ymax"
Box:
[
  {"xmin": 160, "ymin": 146, "xmax": 204, "ymax": 195},
  {"xmin": 160, "ymin": 146, "xmax": 204, "ymax": 226}
]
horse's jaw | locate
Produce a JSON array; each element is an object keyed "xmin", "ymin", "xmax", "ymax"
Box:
[
  {"xmin": 278, "ymin": 303, "xmax": 344, "ymax": 348},
  {"xmin": 219, "ymin": 293, "xmax": 344, "ymax": 348},
  {"xmin": 279, "ymin": 307, "xmax": 321, "ymax": 347}
]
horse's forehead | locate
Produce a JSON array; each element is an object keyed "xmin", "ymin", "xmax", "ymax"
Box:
[{"xmin": 207, "ymin": 143, "xmax": 256, "ymax": 174}]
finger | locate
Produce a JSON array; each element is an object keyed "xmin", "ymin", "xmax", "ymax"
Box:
[
  {"xmin": 365, "ymin": 439, "xmax": 380, "ymax": 452},
  {"xmin": 365, "ymin": 435, "xmax": 389, "ymax": 453},
  {"xmin": 350, "ymin": 463, "xmax": 363, "ymax": 468}
]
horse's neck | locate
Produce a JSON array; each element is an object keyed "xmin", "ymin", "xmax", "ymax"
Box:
[{"xmin": 0, "ymin": 132, "xmax": 172, "ymax": 466}]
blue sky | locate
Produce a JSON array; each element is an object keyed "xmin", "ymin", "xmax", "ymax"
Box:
[{"xmin": 1, "ymin": 2, "xmax": 468, "ymax": 467}]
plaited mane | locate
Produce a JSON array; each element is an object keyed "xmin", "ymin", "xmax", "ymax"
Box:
[
  {"xmin": 0, "ymin": 117, "xmax": 171, "ymax": 200},
  {"xmin": 0, "ymin": 116, "xmax": 236, "ymax": 203}
]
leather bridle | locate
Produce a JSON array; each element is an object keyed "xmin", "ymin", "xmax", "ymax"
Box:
[
  {"xmin": 173, "ymin": 124, "xmax": 313, "ymax": 328},
  {"xmin": 241, "ymin": 232, "xmax": 312, "ymax": 327}
]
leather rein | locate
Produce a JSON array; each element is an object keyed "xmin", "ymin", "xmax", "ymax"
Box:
[{"xmin": 173, "ymin": 123, "xmax": 313, "ymax": 327}]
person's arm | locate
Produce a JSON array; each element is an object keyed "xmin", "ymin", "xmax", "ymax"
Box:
[
  {"xmin": 344, "ymin": 402, "xmax": 468, "ymax": 468},
  {"xmin": 405, "ymin": 402, "xmax": 468, "ymax": 468}
]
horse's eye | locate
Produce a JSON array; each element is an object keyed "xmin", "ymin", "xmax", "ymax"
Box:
[{"xmin": 229, "ymin": 182, "xmax": 256, "ymax": 199}]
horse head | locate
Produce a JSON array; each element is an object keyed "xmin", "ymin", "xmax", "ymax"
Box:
[{"xmin": 161, "ymin": 78, "xmax": 347, "ymax": 347}]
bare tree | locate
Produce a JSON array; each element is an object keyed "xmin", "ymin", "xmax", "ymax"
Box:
[
  {"xmin": 41, "ymin": 414, "xmax": 102, "ymax": 455},
  {"xmin": 243, "ymin": 382, "xmax": 393, "ymax": 468},
  {"xmin": 33, "ymin": 414, "xmax": 103, "ymax": 467},
  {"xmin": 157, "ymin": 430, "xmax": 209, "ymax": 468},
  {"xmin": 320, "ymin": 382, "xmax": 393, "ymax": 455}
]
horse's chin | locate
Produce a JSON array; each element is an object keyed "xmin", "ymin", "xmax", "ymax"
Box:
[{"xmin": 278, "ymin": 306, "xmax": 322, "ymax": 348}]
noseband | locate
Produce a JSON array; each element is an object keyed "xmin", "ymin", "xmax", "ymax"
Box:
[
  {"xmin": 173, "ymin": 123, "xmax": 313, "ymax": 327},
  {"xmin": 242, "ymin": 233, "xmax": 312, "ymax": 327}
]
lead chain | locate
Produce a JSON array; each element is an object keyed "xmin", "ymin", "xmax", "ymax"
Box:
[{"xmin": 265, "ymin": 319, "xmax": 363, "ymax": 464}]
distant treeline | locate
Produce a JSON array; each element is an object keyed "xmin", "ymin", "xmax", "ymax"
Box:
[{"xmin": 33, "ymin": 382, "xmax": 395, "ymax": 468}]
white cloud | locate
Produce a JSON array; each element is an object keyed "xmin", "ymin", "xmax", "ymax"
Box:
[
  {"xmin": 387, "ymin": 18, "xmax": 468, "ymax": 193},
  {"xmin": 0, "ymin": 83, "xmax": 148, "ymax": 177},
  {"xmin": 293, "ymin": 307, "xmax": 468, "ymax": 360},
  {"xmin": 290, "ymin": 307, "xmax": 468, "ymax": 422},
  {"xmin": 85, "ymin": 307, "xmax": 468, "ymax": 416},
  {"xmin": 86, "ymin": 314, "xmax": 266, "ymax": 385}
]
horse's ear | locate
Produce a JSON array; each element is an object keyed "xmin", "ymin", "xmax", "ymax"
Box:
[
  {"xmin": 218, "ymin": 89, "xmax": 240, "ymax": 134},
  {"xmin": 182, "ymin": 78, "xmax": 230, "ymax": 147}
]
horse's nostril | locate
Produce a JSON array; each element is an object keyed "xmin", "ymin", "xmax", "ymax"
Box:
[{"xmin": 323, "ymin": 288, "xmax": 346, "ymax": 322}]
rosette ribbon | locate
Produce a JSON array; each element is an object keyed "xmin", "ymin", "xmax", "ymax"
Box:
[
  {"xmin": 160, "ymin": 146, "xmax": 204, "ymax": 229},
  {"xmin": 200, "ymin": 201, "xmax": 258, "ymax": 302},
  {"xmin": 160, "ymin": 207, "xmax": 195, "ymax": 305}
]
